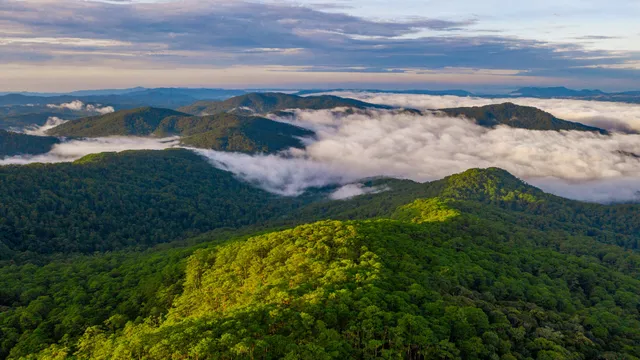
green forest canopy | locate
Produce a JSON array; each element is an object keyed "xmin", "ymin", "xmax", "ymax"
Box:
[
  {"xmin": 0, "ymin": 169, "xmax": 640, "ymax": 359},
  {"xmin": 0, "ymin": 158, "xmax": 639, "ymax": 359}
]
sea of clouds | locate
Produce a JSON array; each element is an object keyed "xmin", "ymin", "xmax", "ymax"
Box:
[
  {"xmin": 321, "ymin": 91, "xmax": 640, "ymax": 133},
  {"xmin": 194, "ymin": 107, "xmax": 640, "ymax": 202},
  {"xmin": 5, "ymin": 93, "xmax": 640, "ymax": 202}
]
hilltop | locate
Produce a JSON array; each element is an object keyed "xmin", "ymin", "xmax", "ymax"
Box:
[
  {"xmin": 178, "ymin": 92, "xmax": 389, "ymax": 116},
  {"xmin": 441, "ymin": 102, "xmax": 608, "ymax": 133}
]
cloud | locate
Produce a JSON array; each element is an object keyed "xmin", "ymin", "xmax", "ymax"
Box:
[
  {"xmin": 329, "ymin": 183, "xmax": 389, "ymax": 200},
  {"xmin": 321, "ymin": 92, "xmax": 640, "ymax": 132},
  {"xmin": 0, "ymin": 0, "xmax": 639, "ymax": 89},
  {"xmin": 0, "ymin": 137, "xmax": 179, "ymax": 165},
  {"xmin": 192, "ymin": 149, "xmax": 357, "ymax": 196},
  {"xmin": 47, "ymin": 100, "xmax": 115, "ymax": 114},
  {"xmin": 23, "ymin": 116, "xmax": 69, "ymax": 136}
]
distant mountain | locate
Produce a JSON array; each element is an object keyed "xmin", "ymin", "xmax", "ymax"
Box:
[
  {"xmin": 0, "ymin": 130, "xmax": 60, "ymax": 158},
  {"xmin": 178, "ymin": 92, "xmax": 389, "ymax": 116},
  {"xmin": 296, "ymin": 89, "xmax": 474, "ymax": 96},
  {"xmin": 48, "ymin": 107, "xmax": 314, "ymax": 153},
  {"xmin": 510, "ymin": 87, "xmax": 606, "ymax": 97},
  {"xmin": 67, "ymin": 87, "xmax": 147, "ymax": 96},
  {"xmin": 0, "ymin": 92, "xmax": 198, "ymax": 110},
  {"xmin": 441, "ymin": 102, "xmax": 608, "ymax": 133},
  {"xmin": 133, "ymin": 88, "xmax": 246, "ymax": 100}
]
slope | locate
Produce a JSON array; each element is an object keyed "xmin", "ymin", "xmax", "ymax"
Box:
[
  {"xmin": 441, "ymin": 103, "xmax": 608, "ymax": 133},
  {"xmin": 0, "ymin": 130, "xmax": 60, "ymax": 158},
  {"xmin": 46, "ymin": 107, "xmax": 188, "ymax": 137},
  {"xmin": 178, "ymin": 92, "xmax": 389, "ymax": 116},
  {"xmin": 0, "ymin": 149, "xmax": 310, "ymax": 256},
  {"xmin": 47, "ymin": 108, "xmax": 314, "ymax": 153},
  {"xmin": 153, "ymin": 112, "xmax": 314, "ymax": 153}
]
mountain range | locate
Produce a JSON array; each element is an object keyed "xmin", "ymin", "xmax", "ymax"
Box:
[
  {"xmin": 178, "ymin": 92, "xmax": 390, "ymax": 116},
  {"xmin": 37, "ymin": 93, "xmax": 608, "ymax": 148}
]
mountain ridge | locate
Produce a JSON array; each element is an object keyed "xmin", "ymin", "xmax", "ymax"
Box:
[
  {"xmin": 178, "ymin": 92, "xmax": 390, "ymax": 116},
  {"xmin": 441, "ymin": 102, "xmax": 608, "ymax": 133}
]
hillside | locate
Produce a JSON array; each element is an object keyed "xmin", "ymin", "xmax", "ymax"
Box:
[
  {"xmin": 154, "ymin": 113, "xmax": 314, "ymax": 152},
  {"xmin": 0, "ymin": 149, "xmax": 311, "ymax": 257},
  {"xmin": 441, "ymin": 103, "xmax": 608, "ymax": 133},
  {"xmin": 178, "ymin": 92, "xmax": 389, "ymax": 116},
  {"xmin": 0, "ymin": 130, "xmax": 60, "ymax": 157},
  {"xmin": 47, "ymin": 108, "xmax": 314, "ymax": 153},
  {"xmin": 1, "ymin": 167, "xmax": 639, "ymax": 358},
  {"xmin": 46, "ymin": 107, "xmax": 188, "ymax": 137}
]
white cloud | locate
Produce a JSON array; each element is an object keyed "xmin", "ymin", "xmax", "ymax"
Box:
[
  {"xmin": 192, "ymin": 149, "xmax": 357, "ymax": 196},
  {"xmin": 0, "ymin": 137, "xmax": 180, "ymax": 165},
  {"xmin": 329, "ymin": 183, "xmax": 389, "ymax": 200},
  {"xmin": 47, "ymin": 100, "xmax": 115, "ymax": 114},
  {"xmin": 23, "ymin": 116, "xmax": 69, "ymax": 136},
  {"xmin": 320, "ymin": 91, "xmax": 640, "ymax": 133}
]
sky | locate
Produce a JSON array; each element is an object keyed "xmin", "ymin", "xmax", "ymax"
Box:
[{"xmin": 1, "ymin": 0, "xmax": 639, "ymax": 92}]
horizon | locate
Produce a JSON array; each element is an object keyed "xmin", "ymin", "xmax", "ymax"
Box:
[{"xmin": 0, "ymin": 85, "xmax": 630, "ymax": 96}]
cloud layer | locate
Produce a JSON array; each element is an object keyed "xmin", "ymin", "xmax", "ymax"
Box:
[
  {"xmin": 323, "ymin": 92, "xmax": 640, "ymax": 132},
  {"xmin": 205, "ymin": 106, "xmax": 640, "ymax": 203},
  {"xmin": 0, "ymin": 137, "xmax": 179, "ymax": 165}
]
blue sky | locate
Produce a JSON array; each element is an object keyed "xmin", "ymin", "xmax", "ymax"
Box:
[{"xmin": 0, "ymin": 0, "xmax": 639, "ymax": 92}]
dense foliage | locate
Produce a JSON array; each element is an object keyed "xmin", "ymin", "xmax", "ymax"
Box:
[
  {"xmin": 157, "ymin": 113, "xmax": 313, "ymax": 152},
  {"xmin": 0, "ymin": 149, "xmax": 309, "ymax": 257},
  {"xmin": 0, "ymin": 130, "xmax": 60, "ymax": 158},
  {"xmin": 178, "ymin": 92, "xmax": 388, "ymax": 116},
  {"xmin": 1, "ymin": 160, "xmax": 640, "ymax": 359},
  {"xmin": 441, "ymin": 103, "xmax": 607, "ymax": 133},
  {"xmin": 46, "ymin": 107, "xmax": 188, "ymax": 137},
  {"xmin": 16, "ymin": 198, "xmax": 640, "ymax": 359}
]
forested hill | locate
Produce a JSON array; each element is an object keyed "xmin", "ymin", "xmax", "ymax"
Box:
[
  {"xmin": 2, "ymin": 165, "xmax": 639, "ymax": 359},
  {"xmin": 441, "ymin": 103, "xmax": 608, "ymax": 133},
  {"xmin": 46, "ymin": 108, "xmax": 314, "ymax": 153},
  {"xmin": 0, "ymin": 149, "xmax": 311, "ymax": 258},
  {"xmin": 46, "ymin": 107, "xmax": 188, "ymax": 137},
  {"xmin": 0, "ymin": 130, "xmax": 60, "ymax": 158},
  {"xmin": 178, "ymin": 92, "xmax": 389, "ymax": 116}
]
